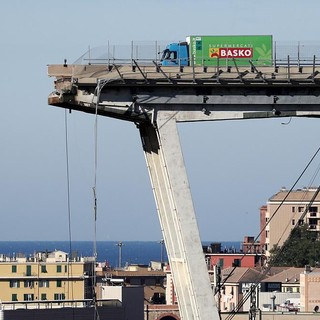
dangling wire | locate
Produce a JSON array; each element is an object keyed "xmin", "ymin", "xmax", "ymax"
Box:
[
  {"xmin": 91, "ymin": 79, "xmax": 112, "ymax": 320},
  {"xmin": 91, "ymin": 80, "xmax": 103, "ymax": 320},
  {"xmin": 64, "ymin": 109, "xmax": 75, "ymax": 316},
  {"xmin": 93, "ymin": 90, "xmax": 98, "ymax": 269},
  {"xmin": 224, "ymin": 145, "xmax": 320, "ymax": 320}
]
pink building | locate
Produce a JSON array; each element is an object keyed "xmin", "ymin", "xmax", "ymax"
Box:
[{"xmin": 207, "ymin": 253, "xmax": 256, "ymax": 269}]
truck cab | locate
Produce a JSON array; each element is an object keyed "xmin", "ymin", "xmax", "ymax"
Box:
[{"xmin": 161, "ymin": 42, "xmax": 189, "ymax": 66}]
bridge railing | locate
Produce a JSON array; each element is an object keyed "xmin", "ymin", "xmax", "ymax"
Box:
[
  {"xmin": 274, "ymin": 40, "xmax": 320, "ymax": 66},
  {"xmin": 74, "ymin": 41, "xmax": 168, "ymax": 66},
  {"xmin": 73, "ymin": 40, "xmax": 320, "ymax": 68}
]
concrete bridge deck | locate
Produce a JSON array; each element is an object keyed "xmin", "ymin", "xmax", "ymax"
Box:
[
  {"xmin": 47, "ymin": 61, "xmax": 320, "ymax": 320},
  {"xmin": 48, "ymin": 64, "xmax": 320, "ymax": 87}
]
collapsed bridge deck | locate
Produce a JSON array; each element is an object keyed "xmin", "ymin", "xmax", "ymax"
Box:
[{"xmin": 48, "ymin": 60, "xmax": 320, "ymax": 320}]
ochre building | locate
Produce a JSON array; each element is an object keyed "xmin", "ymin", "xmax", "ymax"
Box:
[{"xmin": 0, "ymin": 250, "xmax": 94, "ymax": 304}]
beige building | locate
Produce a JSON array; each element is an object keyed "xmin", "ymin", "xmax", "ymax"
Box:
[
  {"xmin": 300, "ymin": 266, "xmax": 320, "ymax": 312},
  {"xmin": 263, "ymin": 187, "xmax": 320, "ymax": 256},
  {"xmin": 0, "ymin": 250, "xmax": 94, "ymax": 305},
  {"xmin": 96, "ymin": 262, "xmax": 166, "ymax": 305}
]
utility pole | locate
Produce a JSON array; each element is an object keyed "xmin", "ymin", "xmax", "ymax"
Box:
[
  {"xmin": 214, "ymin": 265, "xmax": 221, "ymax": 314},
  {"xmin": 159, "ymin": 239, "xmax": 164, "ymax": 264},
  {"xmin": 249, "ymin": 284, "xmax": 260, "ymax": 320},
  {"xmin": 116, "ymin": 242, "xmax": 124, "ymax": 269}
]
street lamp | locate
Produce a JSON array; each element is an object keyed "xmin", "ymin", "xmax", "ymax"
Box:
[
  {"xmin": 159, "ymin": 239, "xmax": 164, "ymax": 264},
  {"xmin": 116, "ymin": 242, "xmax": 124, "ymax": 268}
]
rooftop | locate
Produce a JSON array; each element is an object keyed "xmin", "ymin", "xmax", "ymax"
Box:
[{"xmin": 269, "ymin": 187, "xmax": 320, "ymax": 202}]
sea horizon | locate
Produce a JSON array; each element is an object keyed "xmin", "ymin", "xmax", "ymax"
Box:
[{"xmin": 0, "ymin": 240, "xmax": 242, "ymax": 268}]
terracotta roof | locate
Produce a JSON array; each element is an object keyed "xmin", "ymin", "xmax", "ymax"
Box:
[
  {"xmin": 255, "ymin": 266, "xmax": 291, "ymax": 276},
  {"xmin": 261, "ymin": 267, "xmax": 320, "ymax": 283},
  {"xmin": 269, "ymin": 188, "xmax": 320, "ymax": 202},
  {"xmin": 96, "ymin": 269, "xmax": 165, "ymax": 277},
  {"xmin": 221, "ymin": 266, "xmax": 298, "ymax": 284},
  {"xmin": 221, "ymin": 267, "xmax": 266, "ymax": 283},
  {"xmin": 144, "ymin": 285, "xmax": 165, "ymax": 302}
]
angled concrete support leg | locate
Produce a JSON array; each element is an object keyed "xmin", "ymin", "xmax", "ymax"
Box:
[{"xmin": 139, "ymin": 112, "xmax": 219, "ymax": 320}]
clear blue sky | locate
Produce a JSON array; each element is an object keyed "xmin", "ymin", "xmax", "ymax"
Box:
[{"xmin": 1, "ymin": 0, "xmax": 320, "ymax": 241}]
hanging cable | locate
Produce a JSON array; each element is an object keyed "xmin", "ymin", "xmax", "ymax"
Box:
[
  {"xmin": 220, "ymin": 145, "xmax": 320, "ymax": 292},
  {"xmin": 64, "ymin": 109, "xmax": 75, "ymax": 319},
  {"xmin": 91, "ymin": 80, "xmax": 105, "ymax": 320},
  {"xmin": 227, "ymin": 185, "xmax": 320, "ymax": 320},
  {"xmin": 92, "ymin": 87, "xmax": 98, "ymax": 274},
  {"xmin": 90, "ymin": 78, "xmax": 126, "ymax": 320},
  {"xmin": 225, "ymin": 173, "xmax": 320, "ymax": 320},
  {"xmin": 223, "ymin": 145, "xmax": 320, "ymax": 320}
]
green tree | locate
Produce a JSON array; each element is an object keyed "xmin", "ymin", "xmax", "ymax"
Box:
[{"xmin": 269, "ymin": 224, "xmax": 320, "ymax": 267}]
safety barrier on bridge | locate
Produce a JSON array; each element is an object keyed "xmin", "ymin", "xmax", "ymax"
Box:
[
  {"xmin": 73, "ymin": 40, "xmax": 320, "ymax": 68},
  {"xmin": 49, "ymin": 60, "xmax": 320, "ymax": 94}
]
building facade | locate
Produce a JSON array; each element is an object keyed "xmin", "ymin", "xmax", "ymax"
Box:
[
  {"xmin": 0, "ymin": 250, "xmax": 94, "ymax": 305},
  {"xmin": 95, "ymin": 262, "xmax": 166, "ymax": 305},
  {"xmin": 263, "ymin": 187, "xmax": 320, "ymax": 256},
  {"xmin": 300, "ymin": 266, "xmax": 320, "ymax": 312}
]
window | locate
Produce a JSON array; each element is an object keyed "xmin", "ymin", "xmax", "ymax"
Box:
[
  {"xmin": 41, "ymin": 265, "xmax": 47, "ymax": 273},
  {"xmin": 298, "ymin": 206, "xmax": 304, "ymax": 213},
  {"xmin": 57, "ymin": 265, "xmax": 62, "ymax": 273},
  {"xmin": 233, "ymin": 259, "xmax": 241, "ymax": 267},
  {"xmin": 12, "ymin": 265, "xmax": 17, "ymax": 273},
  {"xmin": 39, "ymin": 280, "xmax": 49, "ymax": 288},
  {"xmin": 292, "ymin": 206, "xmax": 296, "ymax": 213},
  {"xmin": 10, "ymin": 280, "xmax": 20, "ymax": 288},
  {"xmin": 65, "ymin": 265, "xmax": 67, "ymax": 273},
  {"xmin": 309, "ymin": 218, "xmax": 317, "ymax": 228},
  {"xmin": 309, "ymin": 206, "xmax": 318, "ymax": 213},
  {"xmin": 54, "ymin": 293, "xmax": 65, "ymax": 300},
  {"xmin": 292, "ymin": 219, "xmax": 295, "ymax": 225},
  {"xmin": 12, "ymin": 294, "xmax": 18, "ymax": 301},
  {"xmin": 23, "ymin": 294, "xmax": 34, "ymax": 301},
  {"xmin": 26, "ymin": 265, "xmax": 31, "ymax": 276},
  {"xmin": 24, "ymin": 280, "xmax": 34, "ymax": 288},
  {"xmin": 57, "ymin": 280, "xmax": 62, "ymax": 288},
  {"xmin": 219, "ymin": 258, "xmax": 224, "ymax": 268},
  {"xmin": 41, "ymin": 293, "xmax": 47, "ymax": 301}
]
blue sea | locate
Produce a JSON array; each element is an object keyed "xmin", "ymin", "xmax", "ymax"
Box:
[{"xmin": 0, "ymin": 241, "xmax": 240, "ymax": 268}]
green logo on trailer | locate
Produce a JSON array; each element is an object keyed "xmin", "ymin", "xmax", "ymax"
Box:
[{"xmin": 190, "ymin": 35, "xmax": 273, "ymax": 66}]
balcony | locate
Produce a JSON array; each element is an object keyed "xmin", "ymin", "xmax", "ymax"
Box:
[
  {"xmin": 22, "ymin": 272, "xmax": 37, "ymax": 277},
  {"xmin": 308, "ymin": 212, "xmax": 319, "ymax": 218},
  {"xmin": 308, "ymin": 224, "xmax": 320, "ymax": 231}
]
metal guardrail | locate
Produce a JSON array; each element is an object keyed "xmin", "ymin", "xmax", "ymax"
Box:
[{"xmin": 73, "ymin": 41, "xmax": 320, "ymax": 68}]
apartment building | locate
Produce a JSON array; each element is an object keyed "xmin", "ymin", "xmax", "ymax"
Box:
[
  {"xmin": 262, "ymin": 187, "xmax": 320, "ymax": 256},
  {"xmin": 300, "ymin": 266, "xmax": 320, "ymax": 312},
  {"xmin": 0, "ymin": 250, "xmax": 94, "ymax": 304},
  {"xmin": 95, "ymin": 262, "xmax": 166, "ymax": 305}
]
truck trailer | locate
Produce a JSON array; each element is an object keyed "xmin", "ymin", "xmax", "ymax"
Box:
[{"xmin": 161, "ymin": 35, "xmax": 273, "ymax": 67}]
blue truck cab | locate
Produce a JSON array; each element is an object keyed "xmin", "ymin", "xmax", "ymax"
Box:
[{"xmin": 161, "ymin": 42, "xmax": 189, "ymax": 66}]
